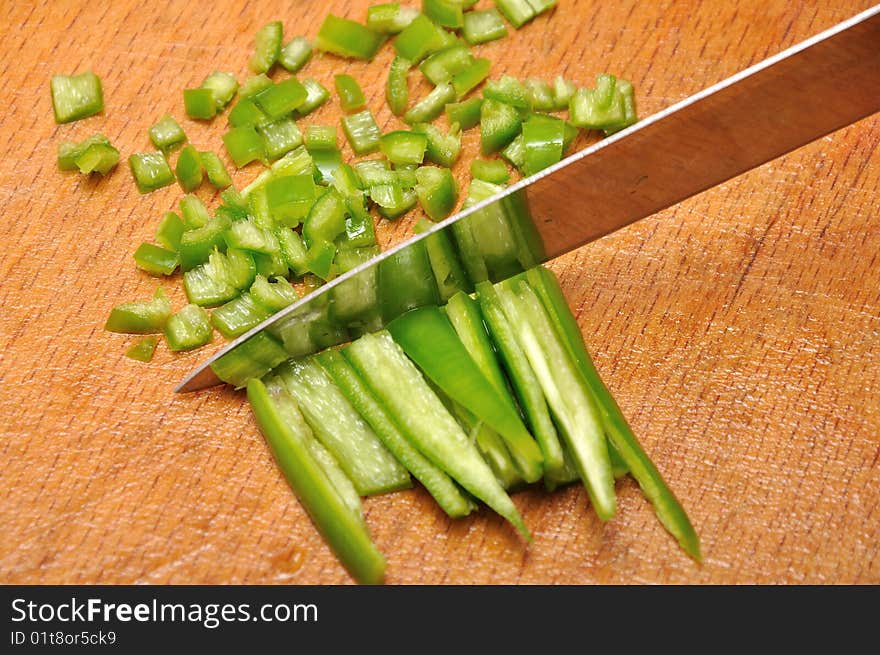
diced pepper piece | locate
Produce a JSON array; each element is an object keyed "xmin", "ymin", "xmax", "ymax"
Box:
[
  {"xmin": 164, "ymin": 304, "xmax": 213, "ymax": 352},
  {"xmin": 496, "ymin": 277, "xmax": 616, "ymax": 519},
  {"xmin": 223, "ymin": 126, "xmax": 265, "ymax": 167},
  {"xmin": 327, "ymin": 246, "xmax": 380, "ymax": 327},
  {"xmin": 305, "ymin": 239, "xmax": 337, "ymax": 280},
  {"xmin": 303, "ymin": 189, "xmax": 348, "ymax": 246},
  {"xmin": 380, "ymin": 130, "xmax": 427, "ymax": 166},
  {"xmin": 266, "ymin": 173, "xmax": 317, "ymax": 226},
  {"xmin": 394, "ymin": 13, "xmax": 447, "ymax": 62},
  {"xmin": 500, "ymin": 133, "xmax": 525, "ymax": 170},
  {"xmin": 149, "ymin": 115, "xmax": 187, "ymax": 153},
  {"xmin": 494, "ymin": 0, "xmax": 536, "ymax": 28},
  {"xmin": 200, "ymin": 151, "xmax": 233, "ymax": 189},
  {"xmin": 603, "ymin": 79, "xmax": 638, "ymax": 134},
  {"xmin": 133, "ymin": 242, "xmax": 179, "ymax": 276},
  {"xmin": 183, "ymin": 248, "xmax": 256, "ymax": 307},
  {"xmin": 228, "ymin": 97, "xmax": 269, "ymax": 128},
  {"xmin": 413, "ymin": 122, "xmax": 461, "ymax": 167},
  {"xmin": 552, "ymin": 75, "xmax": 576, "ymax": 110},
  {"xmin": 318, "ymin": 349, "xmax": 474, "ymax": 516},
  {"xmin": 463, "ymin": 9, "xmax": 508, "ymax": 44},
  {"xmin": 423, "ymin": 0, "xmax": 464, "ymax": 28},
  {"xmin": 523, "ymin": 78, "xmax": 554, "ymax": 111},
  {"xmin": 377, "ymin": 240, "xmax": 439, "ymax": 321},
  {"xmin": 340, "ymin": 196, "xmax": 377, "ymax": 249},
  {"xmin": 259, "ymin": 118, "xmax": 304, "ymax": 160},
  {"xmin": 367, "ymin": 3, "xmax": 420, "ymax": 34},
  {"xmin": 277, "ymin": 359, "xmax": 411, "ymax": 496},
  {"xmin": 104, "ymin": 287, "xmax": 172, "ymax": 334},
  {"xmin": 73, "ymin": 140, "xmax": 119, "ymax": 175},
  {"xmin": 175, "ymin": 145, "xmax": 203, "ymax": 192},
  {"xmin": 179, "ymin": 193, "xmax": 210, "ymax": 229},
  {"xmin": 445, "ymin": 97, "xmax": 482, "ymax": 130},
  {"xmin": 451, "ymin": 57, "xmax": 490, "ymax": 99},
  {"xmin": 305, "ymin": 125, "xmax": 338, "ymax": 151},
  {"xmin": 250, "ymin": 21, "xmax": 283, "ymax": 73},
  {"xmin": 419, "ymin": 44, "xmax": 474, "ymax": 85},
  {"xmin": 200, "ymin": 71, "xmax": 238, "ymax": 110},
  {"xmin": 388, "ymin": 306, "xmax": 544, "ymax": 482},
  {"xmin": 414, "ymin": 166, "xmax": 457, "ymax": 221},
  {"xmin": 213, "ymin": 331, "xmax": 289, "ymax": 387},
  {"xmin": 155, "ymin": 211, "xmax": 185, "ymax": 252},
  {"xmin": 240, "ymin": 74, "xmax": 274, "ymax": 98},
  {"xmin": 128, "ymin": 152, "xmax": 174, "ymax": 193},
  {"xmin": 211, "ymin": 292, "xmax": 270, "ymax": 338},
  {"xmin": 483, "ymin": 75, "xmax": 530, "ymax": 110},
  {"xmin": 183, "ymin": 87, "xmax": 216, "ymax": 120},
  {"xmin": 344, "ymin": 331, "xmax": 530, "ymax": 538},
  {"xmin": 294, "ymin": 78, "xmax": 331, "ymax": 117},
  {"xmin": 225, "ymin": 217, "xmax": 281, "ymax": 255},
  {"xmin": 50, "ymin": 71, "xmax": 103, "ymax": 123},
  {"xmin": 476, "ymin": 280, "xmax": 567, "ymax": 486},
  {"xmin": 125, "ymin": 336, "xmax": 158, "ymax": 363},
  {"xmin": 253, "ymin": 77, "xmax": 307, "ymax": 119},
  {"xmin": 570, "ymin": 74, "xmax": 637, "ymax": 132},
  {"xmin": 246, "ymin": 377, "xmax": 385, "ymax": 584},
  {"xmin": 375, "ymin": 187, "xmax": 418, "ymax": 221},
  {"xmin": 521, "ymin": 112, "xmax": 565, "ymax": 176},
  {"xmin": 334, "ymin": 74, "xmax": 367, "ymax": 113},
  {"xmin": 316, "ymin": 15, "xmax": 386, "ymax": 60},
  {"xmin": 471, "ymin": 158, "xmax": 510, "ymax": 184},
  {"xmin": 274, "ymin": 228, "xmax": 307, "ymax": 278},
  {"xmin": 386, "ymin": 56, "xmax": 411, "ymax": 117},
  {"xmin": 279, "ymin": 36, "xmax": 312, "ymax": 73},
  {"xmin": 58, "ymin": 134, "xmax": 110, "ymax": 171},
  {"xmin": 480, "ymin": 98, "xmax": 522, "ymax": 154},
  {"xmin": 342, "ymin": 110, "xmax": 382, "ymax": 156},
  {"xmin": 527, "ymin": 0, "xmax": 558, "ymax": 16},
  {"xmin": 403, "ymin": 82, "xmax": 455, "ymax": 124},
  {"xmin": 250, "ymin": 274, "xmax": 299, "ymax": 312}
]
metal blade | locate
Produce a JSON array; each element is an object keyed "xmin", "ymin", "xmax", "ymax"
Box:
[{"xmin": 178, "ymin": 5, "xmax": 880, "ymax": 392}]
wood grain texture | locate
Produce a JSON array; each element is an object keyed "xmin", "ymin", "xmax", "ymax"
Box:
[{"xmin": 1, "ymin": 0, "xmax": 877, "ymax": 585}]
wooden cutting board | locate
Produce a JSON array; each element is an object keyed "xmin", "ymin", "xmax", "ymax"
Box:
[{"xmin": 1, "ymin": 0, "xmax": 877, "ymax": 585}]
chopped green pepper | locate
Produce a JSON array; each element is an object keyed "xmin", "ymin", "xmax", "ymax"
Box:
[
  {"xmin": 279, "ymin": 36, "xmax": 312, "ymax": 72},
  {"xmin": 462, "ymin": 9, "xmax": 508, "ymax": 45},
  {"xmin": 223, "ymin": 126, "xmax": 265, "ymax": 167},
  {"xmin": 133, "ymin": 242, "xmax": 179, "ymax": 276},
  {"xmin": 445, "ymin": 97, "xmax": 483, "ymax": 130},
  {"xmin": 128, "ymin": 152, "xmax": 175, "ymax": 193},
  {"xmin": 394, "ymin": 13, "xmax": 446, "ymax": 63},
  {"xmin": 104, "ymin": 287, "xmax": 172, "ymax": 334},
  {"xmin": 50, "ymin": 71, "xmax": 103, "ymax": 123},
  {"xmin": 480, "ymin": 98, "xmax": 522, "ymax": 154},
  {"xmin": 183, "ymin": 87, "xmax": 217, "ymax": 120},
  {"xmin": 316, "ymin": 15, "xmax": 386, "ymax": 60},
  {"xmin": 125, "ymin": 336, "xmax": 158, "ymax": 363},
  {"xmin": 423, "ymin": 0, "xmax": 464, "ymax": 28},
  {"xmin": 149, "ymin": 115, "xmax": 187, "ymax": 153},
  {"xmin": 175, "ymin": 145, "xmax": 203, "ymax": 192},
  {"xmin": 200, "ymin": 151, "xmax": 233, "ymax": 189},
  {"xmin": 471, "ymin": 158, "xmax": 510, "ymax": 184},
  {"xmin": 386, "ymin": 56, "xmax": 411, "ymax": 116},
  {"xmin": 342, "ymin": 109, "xmax": 382, "ymax": 156},
  {"xmin": 164, "ymin": 304, "xmax": 213, "ymax": 351},
  {"xmin": 414, "ymin": 166, "xmax": 457, "ymax": 221},
  {"xmin": 334, "ymin": 74, "xmax": 367, "ymax": 113},
  {"xmin": 380, "ymin": 130, "xmax": 427, "ymax": 166},
  {"xmin": 367, "ymin": 3, "xmax": 420, "ymax": 34},
  {"xmin": 250, "ymin": 21, "xmax": 283, "ymax": 73},
  {"xmin": 200, "ymin": 71, "xmax": 238, "ymax": 110},
  {"xmin": 403, "ymin": 82, "xmax": 455, "ymax": 124}
]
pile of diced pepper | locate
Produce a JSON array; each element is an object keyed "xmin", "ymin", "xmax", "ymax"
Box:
[{"xmin": 51, "ymin": 1, "xmax": 637, "ymax": 359}]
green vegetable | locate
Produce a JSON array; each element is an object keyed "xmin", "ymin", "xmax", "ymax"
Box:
[
  {"xmin": 423, "ymin": 0, "xmax": 464, "ymax": 28},
  {"xmin": 420, "ymin": 44, "xmax": 473, "ymax": 85},
  {"xmin": 316, "ymin": 15, "xmax": 386, "ymax": 60},
  {"xmin": 265, "ymin": 173, "xmax": 317, "ymax": 226},
  {"xmin": 413, "ymin": 218, "xmax": 471, "ymax": 300},
  {"xmin": 258, "ymin": 118, "xmax": 304, "ymax": 160},
  {"xmin": 149, "ymin": 115, "xmax": 187, "ymax": 153},
  {"xmin": 344, "ymin": 331, "xmax": 529, "ymax": 538},
  {"xmin": 104, "ymin": 287, "xmax": 171, "ymax": 334},
  {"xmin": 50, "ymin": 71, "xmax": 103, "ymax": 123},
  {"xmin": 228, "ymin": 97, "xmax": 268, "ymax": 128},
  {"xmin": 523, "ymin": 78, "xmax": 554, "ymax": 111},
  {"xmin": 279, "ymin": 36, "xmax": 312, "ymax": 72},
  {"xmin": 414, "ymin": 166, "xmax": 457, "ymax": 220},
  {"xmin": 200, "ymin": 151, "xmax": 233, "ymax": 189},
  {"xmin": 178, "ymin": 217, "xmax": 231, "ymax": 271},
  {"xmin": 223, "ymin": 126, "xmax": 265, "ymax": 167},
  {"xmin": 483, "ymin": 75, "xmax": 530, "ymax": 110},
  {"xmin": 386, "ymin": 56, "xmax": 411, "ymax": 116},
  {"xmin": 387, "ymin": 306, "xmax": 544, "ymax": 483},
  {"xmin": 303, "ymin": 189, "xmax": 347, "ymax": 246},
  {"xmin": 276, "ymin": 358, "xmax": 411, "ymax": 496},
  {"xmin": 394, "ymin": 14, "xmax": 446, "ymax": 63},
  {"xmin": 367, "ymin": 3, "xmax": 420, "ymax": 34},
  {"xmin": 305, "ymin": 125, "xmax": 338, "ymax": 151},
  {"xmin": 183, "ymin": 248, "xmax": 256, "ymax": 307},
  {"xmin": 175, "ymin": 145, "xmax": 203, "ymax": 192},
  {"xmin": 334, "ymin": 74, "xmax": 367, "ymax": 113},
  {"xmin": 179, "ymin": 194, "xmax": 210, "ymax": 229},
  {"xmin": 213, "ymin": 332, "xmax": 288, "ymax": 387},
  {"xmin": 211, "ymin": 292, "xmax": 270, "ymax": 339},
  {"xmin": 342, "ymin": 110, "xmax": 382, "ymax": 156},
  {"xmin": 200, "ymin": 71, "xmax": 239, "ymax": 109},
  {"xmin": 521, "ymin": 112, "xmax": 564, "ymax": 176},
  {"xmin": 445, "ymin": 97, "xmax": 483, "ymax": 130},
  {"xmin": 403, "ymin": 82, "xmax": 455, "ymax": 124},
  {"xmin": 133, "ymin": 242, "xmax": 179, "ymax": 276},
  {"xmin": 378, "ymin": 240, "xmax": 439, "ymax": 321},
  {"xmin": 480, "ymin": 98, "xmax": 521, "ymax": 154},
  {"xmin": 451, "ymin": 57, "xmax": 490, "ymax": 99},
  {"xmin": 525, "ymin": 267, "xmax": 700, "ymax": 559},
  {"xmin": 414, "ymin": 122, "xmax": 461, "ymax": 167},
  {"xmin": 58, "ymin": 134, "xmax": 119, "ymax": 175},
  {"xmin": 240, "ymin": 74, "xmax": 274, "ymax": 98},
  {"xmin": 380, "ymin": 130, "xmax": 427, "ymax": 166},
  {"xmin": 253, "ymin": 77, "xmax": 307, "ymax": 119},
  {"xmin": 318, "ymin": 349, "xmax": 474, "ymax": 517},
  {"xmin": 462, "ymin": 9, "xmax": 508, "ymax": 45},
  {"xmin": 471, "ymin": 158, "xmax": 510, "ymax": 184},
  {"xmin": 183, "ymin": 87, "xmax": 217, "ymax": 120},
  {"xmin": 294, "ymin": 79, "xmax": 331, "ymax": 117},
  {"xmin": 155, "ymin": 212, "xmax": 185, "ymax": 251},
  {"xmin": 247, "ymin": 378, "xmax": 385, "ymax": 584},
  {"xmin": 164, "ymin": 304, "xmax": 213, "ymax": 351},
  {"xmin": 569, "ymin": 74, "xmax": 637, "ymax": 132},
  {"xmin": 125, "ymin": 336, "xmax": 158, "ymax": 363},
  {"xmin": 128, "ymin": 152, "xmax": 174, "ymax": 193},
  {"xmin": 494, "ymin": 0, "xmax": 536, "ymax": 28},
  {"xmin": 495, "ymin": 277, "xmax": 616, "ymax": 520},
  {"xmin": 250, "ymin": 21, "xmax": 283, "ymax": 73}
]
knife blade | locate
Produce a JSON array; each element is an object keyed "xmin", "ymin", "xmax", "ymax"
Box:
[{"xmin": 177, "ymin": 5, "xmax": 880, "ymax": 392}]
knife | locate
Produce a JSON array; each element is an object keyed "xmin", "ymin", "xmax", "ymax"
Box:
[{"xmin": 178, "ymin": 5, "xmax": 880, "ymax": 393}]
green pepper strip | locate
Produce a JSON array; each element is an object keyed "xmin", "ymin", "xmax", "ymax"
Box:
[
  {"xmin": 424, "ymin": 0, "xmax": 464, "ymax": 28},
  {"xmin": 344, "ymin": 331, "xmax": 529, "ymax": 539},
  {"xmin": 525, "ymin": 267, "xmax": 700, "ymax": 558},
  {"xmin": 175, "ymin": 145, "xmax": 203, "ymax": 192},
  {"xmin": 445, "ymin": 97, "xmax": 483, "ymax": 130},
  {"xmin": 247, "ymin": 378, "xmax": 385, "ymax": 585},
  {"xmin": 342, "ymin": 109, "xmax": 382, "ymax": 156},
  {"xmin": 377, "ymin": 239, "xmax": 439, "ymax": 322},
  {"xmin": 480, "ymin": 98, "xmax": 522, "ymax": 154},
  {"xmin": 389, "ymin": 304, "xmax": 544, "ymax": 483},
  {"xmin": 413, "ymin": 218, "xmax": 471, "ymax": 300},
  {"xmin": 318, "ymin": 349, "xmax": 475, "ymax": 517},
  {"xmin": 212, "ymin": 332, "xmax": 288, "ymax": 388},
  {"xmin": 386, "ymin": 56, "xmax": 411, "ymax": 117},
  {"xmin": 403, "ymin": 83, "xmax": 455, "ymax": 125},
  {"xmin": 496, "ymin": 277, "xmax": 616, "ymax": 520}
]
